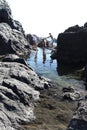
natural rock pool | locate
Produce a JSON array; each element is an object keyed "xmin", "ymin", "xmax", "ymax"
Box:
[{"xmin": 27, "ymin": 47, "xmax": 85, "ymax": 90}]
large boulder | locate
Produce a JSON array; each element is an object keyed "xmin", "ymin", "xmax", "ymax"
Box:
[{"xmin": 57, "ymin": 24, "xmax": 87, "ymax": 65}]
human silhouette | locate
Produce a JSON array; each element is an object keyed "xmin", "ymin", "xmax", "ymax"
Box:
[{"xmin": 47, "ymin": 33, "xmax": 54, "ymax": 47}]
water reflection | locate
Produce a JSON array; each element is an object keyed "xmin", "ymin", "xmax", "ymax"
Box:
[
  {"xmin": 34, "ymin": 50, "xmax": 38, "ymax": 64},
  {"xmin": 27, "ymin": 47, "xmax": 85, "ymax": 90},
  {"xmin": 42, "ymin": 48, "xmax": 46, "ymax": 64},
  {"xmin": 33, "ymin": 48, "xmax": 53, "ymax": 65},
  {"xmin": 27, "ymin": 47, "xmax": 57, "ymax": 80}
]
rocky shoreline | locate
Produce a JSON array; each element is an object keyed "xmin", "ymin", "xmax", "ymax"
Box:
[
  {"xmin": 0, "ymin": 54, "xmax": 55, "ymax": 130},
  {"xmin": 0, "ymin": 0, "xmax": 53, "ymax": 129},
  {"xmin": 0, "ymin": 1, "xmax": 67, "ymax": 130},
  {"xmin": 0, "ymin": 0, "xmax": 87, "ymax": 130}
]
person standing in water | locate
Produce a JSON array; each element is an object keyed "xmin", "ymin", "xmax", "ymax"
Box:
[
  {"xmin": 33, "ymin": 35, "xmax": 37, "ymax": 48},
  {"xmin": 47, "ymin": 33, "xmax": 54, "ymax": 47},
  {"xmin": 42, "ymin": 38, "xmax": 47, "ymax": 48}
]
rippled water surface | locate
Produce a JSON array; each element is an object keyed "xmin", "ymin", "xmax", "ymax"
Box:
[{"xmin": 27, "ymin": 47, "xmax": 85, "ymax": 89}]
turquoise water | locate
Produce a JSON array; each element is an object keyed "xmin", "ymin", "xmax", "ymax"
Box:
[{"xmin": 27, "ymin": 47, "xmax": 85, "ymax": 89}]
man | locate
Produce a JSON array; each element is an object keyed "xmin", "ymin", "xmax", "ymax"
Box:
[{"xmin": 47, "ymin": 33, "xmax": 54, "ymax": 47}]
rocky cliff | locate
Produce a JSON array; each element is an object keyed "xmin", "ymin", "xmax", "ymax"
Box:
[
  {"xmin": 0, "ymin": 0, "xmax": 30, "ymax": 56},
  {"xmin": 0, "ymin": 0, "xmax": 87, "ymax": 130}
]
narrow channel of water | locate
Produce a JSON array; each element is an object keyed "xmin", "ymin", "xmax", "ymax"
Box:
[{"xmin": 27, "ymin": 47, "xmax": 85, "ymax": 89}]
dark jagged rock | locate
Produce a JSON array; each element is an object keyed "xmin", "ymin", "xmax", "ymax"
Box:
[
  {"xmin": 0, "ymin": 0, "xmax": 31, "ymax": 55},
  {"xmin": 0, "ymin": 0, "xmax": 12, "ymax": 23},
  {"xmin": 0, "ymin": 0, "xmax": 25, "ymax": 34},
  {"xmin": 50, "ymin": 49, "xmax": 57, "ymax": 59},
  {"xmin": 67, "ymin": 100, "xmax": 87, "ymax": 130},
  {"xmin": 0, "ymin": 23, "xmax": 30, "ymax": 55},
  {"xmin": 57, "ymin": 24, "xmax": 87, "ymax": 65},
  {"xmin": 64, "ymin": 25, "xmax": 83, "ymax": 33},
  {"xmin": 0, "ymin": 0, "xmax": 53, "ymax": 129},
  {"xmin": 62, "ymin": 86, "xmax": 81, "ymax": 101},
  {"xmin": 11, "ymin": 20, "xmax": 25, "ymax": 35},
  {"xmin": 26, "ymin": 34, "xmax": 34, "ymax": 45}
]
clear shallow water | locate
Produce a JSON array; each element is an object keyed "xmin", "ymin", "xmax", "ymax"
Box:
[
  {"xmin": 27, "ymin": 47, "xmax": 85, "ymax": 89},
  {"xmin": 27, "ymin": 48, "xmax": 58, "ymax": 80}
]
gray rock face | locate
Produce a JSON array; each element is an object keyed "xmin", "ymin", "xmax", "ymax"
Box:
[
  {"xmin": 0, "ymin": 61, "xmax": 40, "ymax": 130},
  {"xmin": 0, "ymin": 0, "xmax": 25, "ymax": 34},
  {"xmin": 0, "ymin": 54, "xmax": 51, "ymax": 130},
  {"xmin": 0, "ymin": 23, "xmax": 30, "ymax": 55},
  {"xmin": 0, "ymin": 0, "xmax": 30, "ymax": 55},
  {"xmin": 0, "ymin": 0, "xmax": 12, "ymax": 22},
  {"xmin": 0, "ymin": 62, "xmax": 50, "ymax": 129},
  {"xmin": 0, "ymin": 0, "xmax": 52, "ymax": 130}
]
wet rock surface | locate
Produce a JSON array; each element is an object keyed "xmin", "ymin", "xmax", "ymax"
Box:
[
  {"xmin": 62, "ymin": 86, "xmax": 81, "ymax": 101},
  {"xmin": 22, "ymin": 86, "xmax": 77, "ymax": 130}
]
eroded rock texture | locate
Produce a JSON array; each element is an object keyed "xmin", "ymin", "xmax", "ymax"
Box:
[
  {"xmin": 0, "ymin": 0, "xmax": 30, "ymax": 56},
  {"xmin": 0, "ymin": 54, "xmax": 51, "ymax": 130}
]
